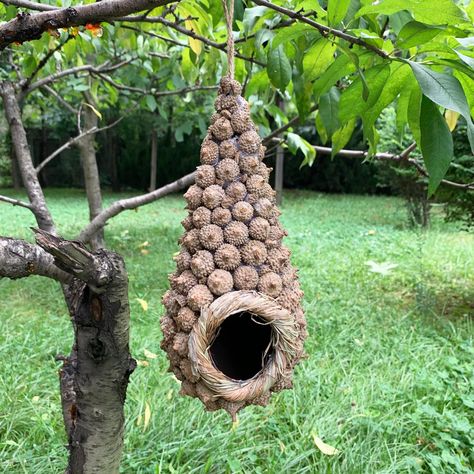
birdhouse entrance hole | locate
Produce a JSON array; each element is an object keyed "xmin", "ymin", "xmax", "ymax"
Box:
[{"xmin": 209, "ymin": 312, "xmax": 273, "ymax": 381}]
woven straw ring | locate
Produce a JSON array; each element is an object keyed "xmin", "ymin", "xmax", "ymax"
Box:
[{"xmin": 188, "ymin": 290, "xmax": 299, "ymax": 402}]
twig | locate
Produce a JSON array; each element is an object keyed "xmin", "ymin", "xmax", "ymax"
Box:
[
  {"xmin": 35, "ymin": 119, "xmax": 122, "ymax": 174},
  {"xmin": 252, "ymin": 0, "xmax": 390, "ymax": 60},
  {"xmin": 0, "ymin": 194, "xmax": 34, "ymax": 210},
  {"xmin": 41, "ymin": 84, "xmax": 78, "ymax": 114},
  {"xmin": 117, "ymin": 15, "xmax": 266, "ymax": 66},
  {"xmin": 79, "ymin": 172, "xmax": 195, "ymax": 243}
]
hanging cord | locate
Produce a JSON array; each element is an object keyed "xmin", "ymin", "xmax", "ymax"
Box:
[{"xmin": 222, "ymin": 0, "xmax": 235, "ymax": 79}]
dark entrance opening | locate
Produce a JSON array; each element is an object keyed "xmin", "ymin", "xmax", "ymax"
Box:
[{"xmin": 209, "ymin": 311, "xmax": 273, "ymax": 381}]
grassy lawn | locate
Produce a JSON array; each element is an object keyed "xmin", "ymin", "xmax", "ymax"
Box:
[{"xmin": 0, "ymin": 188, "xmax": 473, "ymax": 473}]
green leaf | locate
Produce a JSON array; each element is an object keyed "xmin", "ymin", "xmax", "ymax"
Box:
[
  {"xmin": 294, "ymin": 74, "xmax": 313, "ymax": 121},
  {"xmin": 315, "ymin": 111, "xmax": 328, "ymax": 144},
  {"xmin": 397, "ymin": 21, "xmax": 444, "ymax": 48},
  {"xmin": 267, "ymin": 46, "xmax": 292, "ymax": 90},
  {"xmin": 313, "ymin": 54, "xmax": 356, "ymax": 100},
  {"xmin": 331, "ymin": 119, "xmax": 356, "ymax": 157},
  {"xmin": 328, "ymin": 0, "xmax": 351, "ymax": 25},
  {"xmin": 357, "ymin": 0, "xmax": 468, "ymax": 26},
  {"xmin": 408, "ymin": 61, "xmax": 474, "ymax": 152},
  {"xmin": 454, "ymin": 50, "xmax": 474, "ymax": 69},
  {"xmin": 396, "ymin": 83, "xmax": 413, "ymax": 135},
  {"xmin": 303, "ymin": 39, "xmax": 337, "ymax": 82},
  {"xmin": 419, "ymin": 95, "xmax": 454, "ymax": 196},
  {"xmin": 272, "ymin": 23, "xmax": 316, "ymax": 49},
  {"xmin": 363, "ymin": 62, "xmax": 412, "ymax": 128},
  {"xmin": 407, "ymin": 84, "xmax": 422, "ymax": 144},
  {"xmin": 319, "ymin": 87, "xmax": 341, "ymax": 137},
  {"xmin": 339, "ymin": 64, "xmax": 390, "ymax": 123},
  {"xmin": 287, "ymin": 132, "xmax": 316, "ymax": 166},
  {"xmin": 145, "ymin": 95, "xmax": 157, "ymax": 112}
]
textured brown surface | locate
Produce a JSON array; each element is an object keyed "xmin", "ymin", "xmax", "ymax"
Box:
[{"xmin": 161, "ymin": 76, "xmax": 307, "ymax": 416}]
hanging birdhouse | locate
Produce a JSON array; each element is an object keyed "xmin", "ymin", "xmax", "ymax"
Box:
[{"xmin": 160, "ymin": 76, "xmax": 307, "ymax": 419}]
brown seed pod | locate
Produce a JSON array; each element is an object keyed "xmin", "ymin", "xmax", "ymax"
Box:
[
  {"xmin": 207, "ymin": 269, "xmax": 234, "ymax": 296},
  {"xmin": 239, "ymin": 155, "xmax": 260, "ymax": 174},
  {"xmin": 215, "ymin": 94, "xmax": 238, "ymax": 112},
  {"xmin": 195, "ymin": 165, "xmax": 216, "ymax": 188},
  {"xmin": 219, "ymin": 139, "xmax": 238, "ymax": 160},
  {"xmin": 238, "ymin": 130, "xmax": 260, "ymax": 153},
  {"xmin": 192, "ymin": 206, "xmax": 212, "ymax": 229},
  {"xmin": 216, "ymin": 159, "xmax": 240, "ymax": 181},
  {"xmin": 160, "ymin": 313, "xmax": 176, "ymax": 342},
  {"xmin": 184, "ymin": 185, "xmax": 203, "ymax": 210},
  {"xmin": 211, "ymin": 207, "xmax": 232, "ymax": 227},
  {"xmin": 257, "ymin": 272, "xmax": 283, "ymax": 298},
  {"xmin": 202, "ymin": 185, "xmax": 225, "ymax": 209},
  {"xmin": 181, "ymin": 215, "xmax": 194, "ymax": 231},
  {"xmin": 181, "ymin": 228, "xmax": 202, "ymax": 253},
  {"xmin": 233, "ymin": 265, "xmax": 259, "ymax": 290},
  {"xmin": 219, "ymin": 76, "xmax": 242, "ymax": 96},
  {"xmin": 241, "ymin": 240, "xmax": 268, "ymax": 265},
  {"xmin": 231, "ymin": 108, "xmax": 251, "ymax": 134},
  {"xmin": 226, "ymin": 181, "xmax": 247, "ymax": 203},
  {"xmin": 190, "ymin": 250, "xmax": 215, "ymax": 278},
  {"xmin": 258, "ymin": 144, "xmax": 267, "ymax": 160},
  {"xmin": 220, "ymin": 195, "xmax": 234, "ymax": 209},
  {"xmin": 246, "ymin": 174, "xmax": 266, "ymax": 194},
  {"xmin": 259, "ymin": 183, "xmax": 276, "ymax": 201},
  {"xmin": 254, "ymin": 198, "xmax": 274, "ymax": 219},
  {"xmin": 174, "ymin": 250, "xmax": 191, "ymax": 271},
  {"xmin": 267, "ymin": 247, "xmax": 291, "ymax": 272},
  {"xmin": 210, "ymin": 117, "xmax": 233, "ymax": 141},
  {"xmin": 224, "ymin": 221, "xmax": 249, "ymax": 246},
  {"xmin": 214, "ymin": 243, "xmax": 241, "ymax": 270},
  {"xmin": 173, "ymin": 270, "xmax": 198, "ymax": 294},
  {"xmin": 173, "ymin": 332, "xmax": 189, "ymax": 357},
  {"xmin": 256, "ymin": 162, "xmax": 271, "ymax": 179},
  {"xmin": 231, "ymin": 201, "xmax": 254, "ymax": 222},
  {"xmin": 248, "ymin": 217, "xmax": 270, "ymax": 241},
  {"xmin": 199, "ymin": 224, "xmax": 224, "ymax": 250},
  {"xmin": 187, "ymin": 284, "xmax": 214, "ymax": 311},
  {"xmin": 210, "ymin": 113, "xmax": 220, "ymax": 124},
  {"xmin": 280, "ymin": 265, "xmax": 297, "ymax": 286},
  {"xmin": 200, "ymin": 138, "xmax": 219, "ymax": 165},
  {"xmin": 176, "ymin": 306, "xmax": 198, "ymax": 332}
]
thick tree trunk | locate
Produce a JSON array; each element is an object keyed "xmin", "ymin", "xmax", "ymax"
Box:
[
  {"xmin": 1, "ymin": 81, "xmax": 55, "ymax": 233},
  {"xmin": 36, "ymin": 231, "xmax": 135, "ymax": 474},
  {"xmin": 77, "ymin": 94, "xmax": 104, "ymax": 250},
  {"xmin": 10, "ymin": 144, "xmax": 22, "ymax": 189},
  {"xmin": 149, "ymin": 129, "xmax": 158, "ymax": 191}
]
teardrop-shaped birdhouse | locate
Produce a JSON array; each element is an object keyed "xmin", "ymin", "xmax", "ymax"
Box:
[{"xmin": 161, "ymin": 76, "xmax": 307, "ymax": 419}]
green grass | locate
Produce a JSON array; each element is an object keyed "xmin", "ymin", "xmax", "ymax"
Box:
[{"xmin": 0, "ymin": 188, "xmax": 473, "ymax": 473}]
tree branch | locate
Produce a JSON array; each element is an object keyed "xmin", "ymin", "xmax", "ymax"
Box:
[
  {"xmin": 79, "ymin": 172, "xmax": 195, "ymax": 243},
  {"xmin": 0, "ymin": 236, "xmax": 73, "ymax": 284},
  {"xmin": 0, "ymin": 193, "xmax": 34, "ymax": 210},
  {"xmin": 1, "ymin": 0, "xmax": 57, "ymax": 11},
  {"xmin": 0, "ymin": 0, "xmax": 178, "ymax": 49},
  {"xmin": 35, "ymin": 119, "xmax": 122, "ymax": 174},
  {"xmin": 252, "ymin": 0, "xmax": 390, "ymax": 60},
  {"xmin": 118, "ymin": 15, "xmax": 266, "ymax": 66},
  {"xmin": 25, "ymin": 61, "xmax": 131, "ymax": 95},
  {"xmin": 41, "ymin": 84, "xmax": 78, "ymax": 114},
  {"xmin": 312, "ymin": 143, "xmax": 474, "ymax": 191}
]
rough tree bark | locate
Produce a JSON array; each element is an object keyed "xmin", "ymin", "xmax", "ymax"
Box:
[
  {"xmin": 1, "ymin": 81, "xmax": 56, "ymax": 233},
  {"xmin": 0, "ymin": 230, "xmax": 136, "ymax": 474},
  {"xmin": 77, "ymin": 93, "xmax": 104, "ymax": 249}
]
